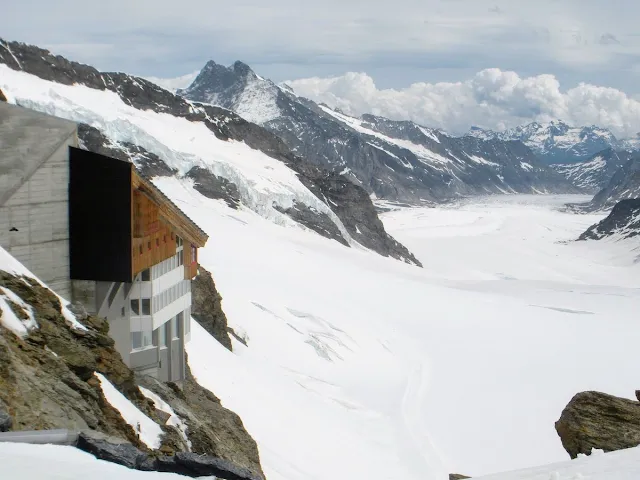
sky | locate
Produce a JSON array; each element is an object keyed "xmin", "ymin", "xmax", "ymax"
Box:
[{"xmin": 3, "ymin": 0, "xmax": 640, "ymax": 135}]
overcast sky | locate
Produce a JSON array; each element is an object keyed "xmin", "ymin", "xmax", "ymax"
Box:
[{"xmin": 3, "ymin": 0, "xmax": 640, "ymax": 134}]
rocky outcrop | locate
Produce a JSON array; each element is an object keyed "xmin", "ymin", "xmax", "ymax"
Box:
[
  {"xmin": 186, "ymin": 166, "xmax": 241, "ymax": 209},
  {"xmin": 0, "ymin": 269, "xmax": 265, "ymax": 477},
  {"xmin": 0, "ymin": 272, "xmax": 151, "ymax": 447},
  {"xmin": 76, "ymin": 430, "xmax": 262, "ymax": 479},
  {"xmin": 137, "ymin": 366, "xmax": 265, "ymax": 479},
  {"xmin": 587, "ymin": 157, "xmax": 640, "ymax": 211},
  {"xmin": 273, "ymin": 201, "xmax": 349, "ymax": 247},
  {"xmin": 555, "ymin": 391, "xmax": 640, "ymax": 458},
  {"xmin": 551, "ymin": 148, "xmax": 635, "ymax": 193},
  {"xmin": 0, "ymin": 88, "xmax": 6, "ymax": 102},
  {"xmin": 0, "ymin": 36, "xmax": 420, "ymax": 266},
  {"xmin": 449, "ymin": 474, "xmax": 471, "ymax": 480},
  {"xmin": 579, "ymin": 199, "xmax": 640, "ymax": 240},
  {"xmin": 191, "ymin": 265, "xmax": 233, "ymax": 351}
]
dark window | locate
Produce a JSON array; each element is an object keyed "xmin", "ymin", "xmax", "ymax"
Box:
[
  {"xmin": 131, "ymin": 332, "xmax": 142, "ymax": 350},
  {"xmin": 178, "ymin": 250, "xmax": 183, "ymax": 266},
  {"xmin": 130, "ymin": 299, "xmax": 140, "ymax": 315},
  {"xmin": 156, "ymin": 238, "xmax": 160, "ymax": 247},
  {"xmin": 121, "ymin": 306, "xmax": 125, "ymax": 317},
  {"xmin": 139, "ymin": 245, "xmax": 143, "ymax": 255},
  {"xmin": 163, "ymin": 235, "xmax": 167, "ymax": 243},
  {"xmin": 141, "ymin": 298, "xmax": 151, "ymax": 315},
  {"xmin": 141, "ymin": 269, "xmax": 150, "ymax": 281},
  {"xmin": 147, "ymin": 241, "xmax": 151, "ymax": 250},
  {"xmin": 171, "ymin": 232, "xmax": 174, "ymax": 240}
]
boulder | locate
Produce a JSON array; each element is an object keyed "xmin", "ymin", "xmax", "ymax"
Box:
[
  {"xmin": 555, "ymin": 391, "xmax": 640, "ymax": 458},
  {"xmin": 0, "ymin": 400, "xmax": 12, "ymax": 432},
  {"xmin": 76, "ymin": 431, "xmax": 147, "ymax": 469}
]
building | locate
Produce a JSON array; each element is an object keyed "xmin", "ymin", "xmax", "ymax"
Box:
[{"xmin": 0, "ymin": 101, "xmax": 208, "ymax": 382}]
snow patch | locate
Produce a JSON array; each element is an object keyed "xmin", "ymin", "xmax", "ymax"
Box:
[
  {"xmin": 94, "ymin": 373, "xmax": 163, "ymax": 450},
  {"xmin": 139, "ymin": 386, "xmax": 192, "ymax": 450}
]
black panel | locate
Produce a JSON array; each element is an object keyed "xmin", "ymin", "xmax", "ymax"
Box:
[{"xmin": 69, "ymin": 147, "xmax": 132, "ymax": 282}]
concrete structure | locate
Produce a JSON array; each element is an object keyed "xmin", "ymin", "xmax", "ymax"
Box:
[
  {"xmin": 0, "ymin": 103, "xmax": 208, "ymax": 382},
  {"xmin": 0, "ymin": 102, "xmax": 77, "ymax": 298}
]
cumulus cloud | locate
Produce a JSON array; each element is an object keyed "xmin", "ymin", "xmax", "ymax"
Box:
[{"xmin": 285, "ymin": 69, "xmax": 640, "ymax": 138}]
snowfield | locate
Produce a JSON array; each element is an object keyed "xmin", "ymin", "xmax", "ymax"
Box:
[{"xmin": 147, "ymin": 180, "xmax": 639, "ymax": 480}]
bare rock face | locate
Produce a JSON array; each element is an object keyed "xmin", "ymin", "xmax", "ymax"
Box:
[
  {"xmin": 191, "ymin": 265, "xmax": 233, "ymax": 351},
  {"xmin": 0, "ymin": 88, "xmax": 6, "ymax": 102},
  {"xmin": 555, "ymin": 391, "xmax": 640, "ymax": 458},
  {"xmin": 449, "ymin": 475, "xmax": 471, "ymax": 480}
]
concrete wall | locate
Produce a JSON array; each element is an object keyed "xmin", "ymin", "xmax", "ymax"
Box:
[{"xmin": 0, "ymin": 134, "xmax": 76, "ymax": 298}]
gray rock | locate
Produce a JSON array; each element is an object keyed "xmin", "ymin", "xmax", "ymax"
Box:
[
  {"xmin": 65, "ymin": 302, "xmax": 88, "ymax": 321},
  {"xmin": 0, "ymin": 400, "xmax": 12, "ymax": 432},
  {"xmin": 175, "ymin": 451, "xmax": 262, "ymax": 480},
  {"xmin": 551, "ymin": 148, "xmax": 634, "ymax": 193},
  {"xmin": 186, "ymin": 166, "xmax": 241, "ymax": 209},
  {"xmin": 555, "ymin": 391, "xmax": 640, "ymax": 458},
  {"xmin": 273, "ymin": 201, "xmax": 349, "ymax": 246},
  {"xmin": 579, "ymin": 199, "xmax": 640, "ymax": 240},
  {"xmin": 449, "ymin": 475, "xmax": 471, "ymax": 480},
  {"xmin": 587, "ymin": 157, "xmax": 640, "ymax": 211},
  {"xmin": 76, "ymin": 431, "xmax": 148, "ymax": 469}
]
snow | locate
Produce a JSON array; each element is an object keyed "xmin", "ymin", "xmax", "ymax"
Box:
[
  {"xmin": 151, "ymin": 177, "xmax": 639, "ymax": 480},
  {"xmin": 0, "ymin": 64, "xmax": 355, "ymax": 246},
  {"xmin": 0, "ymin": 443, "xmax": 186, "ymax": 479},
  {"xmin": 520, "ymin": 162, "xmax": 534, "ymax": 171},
  {"xmin": 474, "ymin": 446, "xmax": 640, "ymax": 480},
  {"xmin": 139, "ymin": 386, "xmax": 192, "ymax": 450},
  {"xmin": 94, "ymin": 373, "xmax": 163, "ymax": 450},
  {"xmin": 0, "ymin": 244, "xmax": 87, "ymax": 332}
]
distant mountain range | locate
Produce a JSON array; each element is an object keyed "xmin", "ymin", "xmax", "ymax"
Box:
[
  {"xmin": 179, "ymin": 61, "xmax": 579, "ymax": 203},
  {"xmin": 467, "ymin": 122, "xmax": 640, "ymax": 165}
]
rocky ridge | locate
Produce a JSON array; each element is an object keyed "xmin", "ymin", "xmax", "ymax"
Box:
[
  {"xmin": 179, "ymin": 60, "xmax": 578, "ymax": 203},
  {"xmin": 468, "ymin": 121, "xmax": 639, "ymax": 164},
  {"xmin": 0, "ymin": 37, "xmax": 420, "ymax": 267},
  {"xmin": 579, "ymin": 199, "xmax": 640, "ymax": 240},
  {"xmin": 550, "ymin": 148, "xmax": 635, "ymax": 193}
]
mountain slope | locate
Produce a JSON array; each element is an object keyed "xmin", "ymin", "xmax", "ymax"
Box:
[
  {"xmin": 179, "ymin": 61, "xmax": 578, "ymax": 202},
  {"xmin": 550, "ymin": 148, "xmax": 634, "ymax": 193},
  {"xmin": 579, "ymin": 199, "xmax": 640, "ymax": 240},
  {"xmin": 588, "ymin": 157, "xmax": 640, "ymax": 211},
  {"xmin": 468, "ymin": 121, "xmax": 635, "ymax": 164},
  {"xmin": 0, "ymin": 37, "xmax": 420, "ymax": 267}
]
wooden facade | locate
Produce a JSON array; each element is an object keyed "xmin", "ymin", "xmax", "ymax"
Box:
[{"xmin": 131, "ymin": 171, "xmax": 207, "ymax": 280}]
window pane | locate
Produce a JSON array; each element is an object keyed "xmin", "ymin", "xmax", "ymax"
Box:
[
  {"xmin": 131, "ymin": 331, "xmax": 142, "ymax": 350},
  {"xmin": 141, "ymin": 269, "xmax": 150, "ymax": 281},
  {"xmin": 141, "ymin": 299, "xmax": 151, "ymax": 315},
  {"xmin": 130, "ymin": 299, "xmax": 140, "ymax": 315}
]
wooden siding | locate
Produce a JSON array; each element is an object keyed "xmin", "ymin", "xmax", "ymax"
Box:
[{"xmin": 131, "ymin": 189, "xmax": 180, "ymax": 275}]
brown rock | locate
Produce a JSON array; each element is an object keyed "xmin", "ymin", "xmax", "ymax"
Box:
[
  {"xmin": 555, "ymin": 391, "xmax": 640, "ymax": 458},
  {"xmin": 191, "ymin": 265, "xmax": 233, "ymax": 351},
  {"xmin": 0, "ymin": 88, "xmax": 6, "ymax": 102}
]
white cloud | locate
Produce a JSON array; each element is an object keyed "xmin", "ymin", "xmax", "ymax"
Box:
[
  {"xmin": 143, "ymin": 71, "xmax": 200, "ymax": 92},
  {"xmin": 285, "ymin": 69, "xmax": 640, "ymax": 138}
]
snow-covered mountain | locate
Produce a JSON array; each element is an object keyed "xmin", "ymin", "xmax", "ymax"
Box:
[
  {"xmin": 579, "ymin": 199, "xmax": 640, "ymax": 240},
  {"xmin": 588, "ymin": 156, "xmax": 640, "ymax": 211},
  {"xmin": 468, "ymin": 121, "xmax": 639, "ymax": 165},
  {"xmin": 179, "ymin": 61, "xmax": 579, "ymax": 202},
  {"xmin": 0, "ymin": 38, "xmax": 420, "ymax": 267},
  {"xmin": 550, "ymin": 148, "xmax": 635, "ymax": 193}
]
